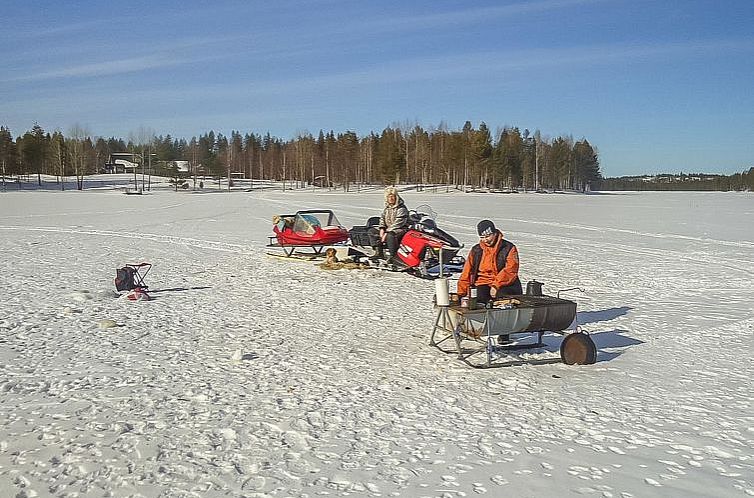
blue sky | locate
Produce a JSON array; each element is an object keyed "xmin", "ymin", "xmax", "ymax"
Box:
[{"xmin": 2, "ymin": 0, "xmax": 753, "ymax": 177}]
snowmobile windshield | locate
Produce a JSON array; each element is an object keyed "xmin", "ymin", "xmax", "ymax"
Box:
[
  {"xmin": 293, "ymin": 214, "xmax": 321, "ymax": 234},
  {"xmin": 412, "ymin": 204, "xmax": 437, "ymax": 221},
  {"xmin": 292, "ymin": 211, "xmax": 341, "ymax": 234},
  {"xmin": 410, "ymin": 204, "xmax": 437, "ymax": 226}
]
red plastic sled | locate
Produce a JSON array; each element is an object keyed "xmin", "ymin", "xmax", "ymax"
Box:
[{"xmin": 268, "ymin": 210, "xmax": 349, "ymax": 257}]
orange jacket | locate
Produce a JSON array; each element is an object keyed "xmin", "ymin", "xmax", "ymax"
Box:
[{"xmin": 457, "ymin": 231, "xmax": 519, "ymax": 296}]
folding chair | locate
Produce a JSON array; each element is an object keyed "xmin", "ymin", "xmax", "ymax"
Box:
[{"xmin": 115, "ymin": 263, "xmax": 152, "ymax": 300}]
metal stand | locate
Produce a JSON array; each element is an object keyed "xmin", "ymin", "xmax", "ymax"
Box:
[
  {"xmin": 430, "ymin": 305, "xmax": 455, "ymax": 348},
  {"xmin": 430, "ymin": 305, "xmax": 551, "ymax": 368}
]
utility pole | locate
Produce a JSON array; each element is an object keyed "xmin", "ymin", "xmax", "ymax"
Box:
[
  {"xmin": 534, "ymin": 137, "xmax": 540, "ymax": 191},
  {"xmin": 132, "ymin": 151, "xmax": 138, "ymax": 191},
  {"xmin": 192, "ymin": 144, "xmax": 197, "ymax": 190},
  {"xmin": 141, "ymin": 144, "xmax": 146, "ymax": 193},
  {"xmin": 228, "ymin": 143, "xmax": 232, "ymax": 191},
  {"xmin": 147, "ymin": 144, "xmax": 152, "ymax": 191}
]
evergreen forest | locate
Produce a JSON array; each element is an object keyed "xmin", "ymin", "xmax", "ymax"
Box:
[
  {"xmin": 2, "ymin": 122, "xmax": 750, "ymax": 191},
  {"xmin": 0, "ymin": 122, "xmax": 601, "ymax": 191},
  {"xmin": 596, "ymin": 171, "xmax": 754, "ymax": 191}
]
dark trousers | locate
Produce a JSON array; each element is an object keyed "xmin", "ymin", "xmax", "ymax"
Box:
[
  {"xmin": 368, "ymin": 227, "xmax": 407, "ymax": 259},
  {"xmin": 476, "ymin": 279, "xmax": 522, "ymax": 344},
  {"xmin": 475, "ymin": 278, "xmax": 523, "ymax": 303}
]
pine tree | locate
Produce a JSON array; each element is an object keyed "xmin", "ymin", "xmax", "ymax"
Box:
[
  {"xmin": 549, "ymin": 137, "xmax": 572, "ymax": 189},
  {"xmin": 376, "ymin": 127, "xmax": 405, "ymax": 185},
  {"xmin": 0, "ymin": 126, "xmax": 19, "ymax": 189},
  {"xmin": 474, "ymin": 122, "xmax": 493, "ymax": 188},
  {"xmin": 572, "ymin": 139, "xmax": 601, "ymax": 190},
  {"xmin": 20, "ymin": 123, "xmax": 47, "ymax": 186},
  {"xmin": 51, "ymin": 131, "xmax": 67, "ymax": 190},
  {"xmin": 496, "ymin": 127, "xmax": 523, "ymax": 189}
]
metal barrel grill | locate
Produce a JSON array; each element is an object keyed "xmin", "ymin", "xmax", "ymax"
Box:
[
  {"xmin": 431, "ymin": 291, "xmax": 596, "ymax": 367},
  {"xmin": 481, "ymin": 295, "xmax": 575, "ymax": 333}
]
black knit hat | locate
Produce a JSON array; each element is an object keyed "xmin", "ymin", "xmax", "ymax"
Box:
[{"xmin": 477, "ymin": 219, "xmax": 495, "ymax": 237}]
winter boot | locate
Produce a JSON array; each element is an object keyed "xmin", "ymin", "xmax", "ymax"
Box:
[
  {"xmin": 497, "ymin": 335, "xmax": 512, "ymax": 345},
  {"xmin": 369, "ymin": 247, "xmax": 384, "ymax": 262},
  {"xmin": 386, "ymin": 257, "xmax": 400, "ymax": 270}
]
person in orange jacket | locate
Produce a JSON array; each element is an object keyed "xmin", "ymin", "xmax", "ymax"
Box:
[
  {"xmin": 457, "ymin": 219, "xmax": 522, "ymax": 303},
  {"xmin": 457, "ymin": 220, "xmax": 523, "ymax": 344}
]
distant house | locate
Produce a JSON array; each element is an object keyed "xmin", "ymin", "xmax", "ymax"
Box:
[
  {"xmin": 114, "ymin": 159, "xmax": 138, "ymax": 173},
  {"xmin": 166, "ymin": 160, "xmax": 190, "ymax": 174},
  {"xmin": 312, "ymin": 175, "xmax": 331, "ymax": 187},
  {"xmin": 103, "ymin": 154, "xmax": 197, "ymax": 176},
  {"xmin": 102, "ymin": 153, "xmax": 140, "ymax": 173}
]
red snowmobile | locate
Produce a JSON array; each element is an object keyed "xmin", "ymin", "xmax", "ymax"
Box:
[{"xmin": 348, "ymin": 205, "xmax": 465, "ymax": 278}]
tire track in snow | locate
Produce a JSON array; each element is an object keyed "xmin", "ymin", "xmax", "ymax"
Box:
[
  {"xmin": 520, "ymin": 230, "xmax": 754, "ymax": 278},
  {"xmin": 442, "ymin": 214, "xmax": 754, "ymax": 249},
  {"xmin": 434, "ymin": 215, "xmax": 754, "ymax": 277},
  {"xmin": 0, "ymin": 202, "xmax": 189, "ymax": 220},
  {"xmin": 0, "ymin": 225, "xmax": 258, "ymax": 254},
  {"xmin": 255, "ymin": 193, "xmax": 380, "ymax": 223}
]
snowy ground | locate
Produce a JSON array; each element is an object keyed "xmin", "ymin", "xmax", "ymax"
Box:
[{"xmin": 1, "ymin": 180, "xmax": 752, "ymax": 498}]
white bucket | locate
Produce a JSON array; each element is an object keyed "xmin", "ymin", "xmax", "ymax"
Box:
[
  {"xmin": 334, "ymin": 246, "xmax": 350, "ymax": 261},
  {"xmin": 435, "ymin": 278, "xmax": 450, "ymax": 306}
]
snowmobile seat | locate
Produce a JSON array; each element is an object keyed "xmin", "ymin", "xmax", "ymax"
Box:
[
  {"xmin": 348, "ymin": 226, "xmax": 372, "ymax": 246},
  {"xmin": 349, "ymin": 216, "xmax": 381, "ymax": 247}
]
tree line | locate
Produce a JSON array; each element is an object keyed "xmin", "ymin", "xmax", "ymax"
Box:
[
  {"xmin": 596, "ymin": 170, "xmax": 754, "ymax": 191},
  {"xmin": 0, "ymin": 121, "xmax": 602, "ymax": 192}
]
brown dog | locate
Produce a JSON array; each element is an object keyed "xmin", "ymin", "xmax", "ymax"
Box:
[
  {"xmin": 318, "ymin": 248, "xmax": 368, "ymax": 271},
  {"xmin": 324, "ymin": 247, "xmax": 339, "ymax": 265}
]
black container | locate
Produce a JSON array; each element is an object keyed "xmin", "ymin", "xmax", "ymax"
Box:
[
  {"xmin": 348, "ymin": 226, "xmax": 372, "ymax": 246},
  {"xmin": 526, "ymin": 280, "xmax": 543, "ymax": 296}
]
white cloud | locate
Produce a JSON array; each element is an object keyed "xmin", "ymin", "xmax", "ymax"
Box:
[{"xmin": 333, "ymin": 0, "xmax": 613, "ymax": 34}]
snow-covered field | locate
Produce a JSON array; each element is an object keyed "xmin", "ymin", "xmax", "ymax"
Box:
[{"xmin": 1, "ymin": 181, "xmax": 752, "ymax": 498}]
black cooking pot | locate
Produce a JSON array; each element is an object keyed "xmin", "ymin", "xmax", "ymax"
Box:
[{"xmin": 526, "ymin": 280, "xmax": 543, "ymax": 296}]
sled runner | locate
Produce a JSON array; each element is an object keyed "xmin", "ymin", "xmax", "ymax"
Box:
[{"xmin": 267, "ymin": 210, "xmax": 350, "ymax": 258}]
